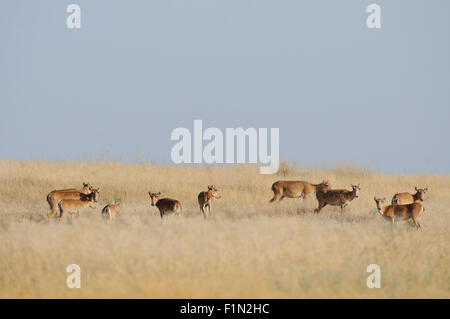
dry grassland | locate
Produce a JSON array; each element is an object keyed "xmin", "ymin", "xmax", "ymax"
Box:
[{"xmin": 0, "ymin": 159, "xmax": 448, "ymax": 298}]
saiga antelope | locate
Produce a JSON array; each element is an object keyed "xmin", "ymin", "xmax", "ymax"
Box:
[
  {"xmin": 102, "ymin": 204, "xmax": 119, "ymax": 224},
  {"xmin": 198, "ymin": 185, "xmax": 222, "ymax": 218},
  {"xmin": 58, "ymin": 191, "xmax": 97, "ymax": 220},
  {"xmin": 315, "ymin": 184, "xmax": 361, "ymax": 213},
  {"xmin": 392, "ymin": 187, "xmax": 428, "ymax": 205},
  {"xmin": 374, "ymin": 197, "xmax": 424, "ymax": 228},
  {"xmin": 148, "ymin": 192, "xmax": 182, "ymax": 219},
  {"xmin": 46, "ymin": 183, "xmax": 94, "ymax": 219},
  {"xmin": 270, "ymin": 180, "xmax": 329, "ymax": 202}
]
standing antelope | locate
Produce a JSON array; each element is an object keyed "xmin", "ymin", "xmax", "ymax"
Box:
[
  {"xmin": 374, "ymin": 197, "xmax": 424, "ymax": 228},
  {"xmin": 102, "ymin": 204, "xmax": 119, "ymax": 224},
  {"xmin": 392, "ymin": 187, "xmax": 428, "ymax": 205},
  {"xmin": 198, "ymin": 185, "xmax": 222, "ymax": 218},
  {"xmin": 58, "ymin": 191, "xmax": 97, "ymax": 220},
  {"xmin": 148, "ymin": 192, "xmax": 182, "ymax": 219},
  {"xmin": 270, "ymin": 180, "xmax": 330, "ymax": 202},
  {"xmin": 46, "ymin": 183, "xmax": 95, "ymax": 219},
  {"xmin": 314, "ymin": 184, "xmax": 361, "ymax": 213}
]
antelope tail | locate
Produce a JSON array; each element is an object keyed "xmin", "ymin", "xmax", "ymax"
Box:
[{"xmin": 102, "ymin": 206, "xmax": 110, "ymax": 219}]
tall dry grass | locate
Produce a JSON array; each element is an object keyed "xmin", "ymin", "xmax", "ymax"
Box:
[{"xmin": 0, "ymin": 159, "xmax": 449, "ymax": 298}]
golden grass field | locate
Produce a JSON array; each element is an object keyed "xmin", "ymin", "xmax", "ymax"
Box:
[{"xmin": 0, "ymin": 159, "xmax": 449, "ymax": 298}]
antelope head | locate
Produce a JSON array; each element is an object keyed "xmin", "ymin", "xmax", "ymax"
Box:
[
  {"xmin": 148, "ymin": 192, "xmax": 161, "ymax": 206},
  {"xmin": 83, "ymin": 182, "xmax": 93, "ymax": 190},
  {"xmin": 208, "ymin": 185, "xmax": 222, "ymax": 199},
  {"xmin": 414, "ymin": 187, "xmax": 428, "ymax": 201},
  {"xmin": 351, "ymin": 184, "xmax": 361, "ymax": 198},
  {"xmin": 317, "ymin": 180, "xmax": 330, "ymax": 193},
  {"xmin": 374, "ymin": 197, "xmax": 386, "ymax": 215},
  {"xmin": 81, "ymin": 182, "xmax": 93, "ymax": 194}
]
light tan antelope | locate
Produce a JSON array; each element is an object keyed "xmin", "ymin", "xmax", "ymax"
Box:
[
  {"xmin": 46, "ymin": 183, "xmax": 93, "ymax": 219},
  {"xmin": 374, "ymin": 197, "xmax": 424, "ymax": 228},
  {"xmin": 58, "ymin": 192, "xmax": 97, "ymax": 220},
  {"xmin": 392, "ymin": 187, "xmax": 428, "ymax": 205},
  {"xmin": 198, "ymin": 185, "xmax": 222, "ymax": 218},
  {"xmin": 148, "ymin": 192, "xmax": 182, "ymax": 219},
  {"xmin": 102, "ymin": 204, "xmax": 119, "ymax": 224},
  {"xmin": 270, "ymin": 180, "xmax": 329, "ymax": 202},
  {"xmin": 314, "ymin": 184, "xmax": 360, "ymax": 213}
]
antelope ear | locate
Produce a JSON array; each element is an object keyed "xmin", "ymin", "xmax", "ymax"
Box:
[
  {"xmin": 374, "ymin": 197, "xmax": 377, "ymax": 201},
  {"xmin": 415, "ymin": 186, "xmax": 418, "ymax": 191},
  {"xmin": 157, "ymin": 192, "xmax": 161, "ymax": 195}
]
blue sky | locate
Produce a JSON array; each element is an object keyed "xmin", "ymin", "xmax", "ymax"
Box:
[{"xmin": 1, "ymin": 1, "xmax": 449, "ymax": 174}]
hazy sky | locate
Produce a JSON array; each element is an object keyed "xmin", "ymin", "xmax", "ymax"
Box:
[{"xmin": 1, "ymin": 1, "xmax": 449, "ymax": 174}]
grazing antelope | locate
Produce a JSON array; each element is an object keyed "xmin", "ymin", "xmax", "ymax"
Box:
[
  {"xmin": 46, "ymin": 184, "xmax": 97, "ymax": 219},
  {"xmin": 58, "ymin": 192, "xmax": 97, "ymax": 220},
  {"xmin": 392, "ymin": 187, "xmax": 428, "ymax": 205},
  {"xmin": 314, "ymin": 184, "xmax": 361, "ymax": 213},
  {"xmin": 374, "ymin": 197, "xmax": 424, "ymax": 228},
  {"xmin": 148, "ymin": 192, "xmax": 182, "ymax": 219},
  {"xmin": 270, "ymin": 180, "xmax": 330, "ymax": 202},
  {"xmin": 102, "ymin": 204, "xmax": 119, "ymax": 224},
  {"xmin": 198, "ymin": 185, "xmax": 222, "ymax": 218}
]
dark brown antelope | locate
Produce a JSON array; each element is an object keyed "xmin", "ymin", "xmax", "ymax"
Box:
[
  {"xmin": 148, "ymin": 192, "xmax": 182, "ymax": 219},
  {"xmin": 392, "ymin": 187, "xmax": 428, "ymax": 205},
  {"xmin": 58, "ymin": 191, "xmax": 97, "ymax": 220},
  {"xmin": 198, "ymin": 185, "xmax": 222, "ymax": 218},
  {"xmin": 46, "ymin": 184, "xmax": 97, "ymax": 219},
  {"xmin": 270, "ymin": 180, "xmax": 329, "ymax": 202},
  {"xmin": 314, "ymin": 184, "xmax": 360, "ymax": 213},
  {"xmin": 374, "ymin": 197, "xmax": 424, "ymax": 228},
  {"xmin": 101, "ymin": 204, "xmax": 119, "ymax": 224}
]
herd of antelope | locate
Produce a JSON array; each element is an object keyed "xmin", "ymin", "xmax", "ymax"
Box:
[
  {"xmin": 45, "ymin": 180, "xmax": 428, "ymax": 228},
  {"xmin": 269, "ymin": 180, "xmax": 427, "ymax": 228}
]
